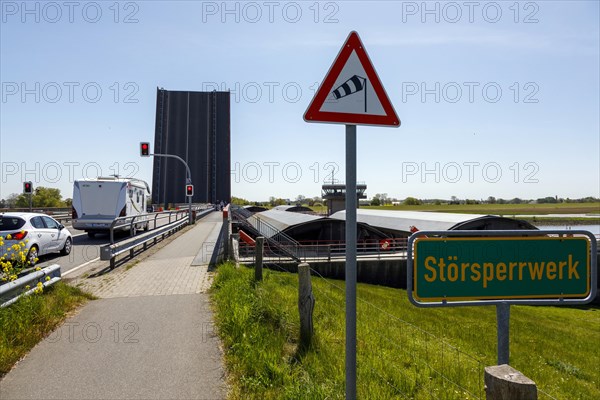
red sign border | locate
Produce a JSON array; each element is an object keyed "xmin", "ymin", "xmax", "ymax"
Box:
[{"xmin": 304, "ymin": 31, "xmax": 400, "ymax": 127}]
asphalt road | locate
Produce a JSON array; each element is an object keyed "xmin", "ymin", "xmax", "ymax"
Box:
[
  {"xmin": 35, "ymin": 230, "xmax": 106, "ymax": 273},
  {"xmin": 36, "ymin": 212, "xmax": 192, "ymax": 274}
]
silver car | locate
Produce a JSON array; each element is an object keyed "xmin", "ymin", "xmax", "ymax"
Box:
[{"xmin": 0, "ymin": 212, "xmax": 73, "ymax": 266}]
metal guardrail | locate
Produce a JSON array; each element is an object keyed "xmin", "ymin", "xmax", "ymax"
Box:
[
  {"xmin": 100, "ymin": 208, "xmax": 214, "ymax": 268},
  {"xmin": 107, "ymin": 204, "xmax": 213, "ymax": 244},
  {"xmin": 51, "ymin": 213, "xmax": 71, "ymax": 224},
  {"xmin": 0, "ymin": 207, "xmax": 71, "ymax": 213},
  {"xmin": 0, "ymin": 264, "xmax": 62, "ymax": 308}
]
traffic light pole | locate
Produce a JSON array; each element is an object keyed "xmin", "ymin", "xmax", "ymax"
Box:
[{"xmin": 150, "ymin": 153, "xmax": 193, "ymax": 225}]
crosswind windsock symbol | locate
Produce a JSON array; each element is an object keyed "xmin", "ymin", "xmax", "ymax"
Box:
[{"xmin": 331, "ymin": 75, "xmax": 368, "ymax": 112}]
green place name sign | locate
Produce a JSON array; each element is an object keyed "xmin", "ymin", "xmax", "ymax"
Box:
[{"xmin": 413, "ymin": 236, "xmax": 591, "ymax": 302}]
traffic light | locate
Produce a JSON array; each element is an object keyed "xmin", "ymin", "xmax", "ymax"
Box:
[
  {"xmin": 186, "ymin": 184, "xmax": 194, "ymax": 197},
  {"xmin": 23, "ymin": 181, "xmax": 33, "ymax": 194},
  {"xmin": 140, "ymin": 142, "xmax": 150, "ymax": 157}
]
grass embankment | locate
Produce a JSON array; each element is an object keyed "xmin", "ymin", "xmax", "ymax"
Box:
[
  {"xmin": 0, "ymin": 282, "xmax": 94, "ymax": 376},
  {"xmin": 212, "ymin": 262, "xmax": 600, "ymax": 399}
]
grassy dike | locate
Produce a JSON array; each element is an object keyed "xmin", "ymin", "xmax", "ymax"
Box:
[
  {"xmin": 0, "ymin": 282, "xmax": 94, "ymax": 376},
  {"xmin": 211, "ymin": 262, "xmax": 600, "ymax": 399}
]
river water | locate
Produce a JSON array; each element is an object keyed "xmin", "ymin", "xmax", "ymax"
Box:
[{"xmin": 536, "ymin": 224, "xmax": 600, "ymax": 236}]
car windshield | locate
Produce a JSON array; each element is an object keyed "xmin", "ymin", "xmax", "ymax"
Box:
[{"xmin": 0, "ymin": 216, "xmax": 26, "ymax": 231}]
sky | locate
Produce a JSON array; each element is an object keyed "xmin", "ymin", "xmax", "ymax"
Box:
[{"xmin": 1, "ymin": 0, "xmax": 599, "ymax": 203}]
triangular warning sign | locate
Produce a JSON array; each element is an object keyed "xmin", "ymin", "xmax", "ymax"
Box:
[{"xmin": 304, "ymin": 31, "xmax": 400, "ymax": 127}]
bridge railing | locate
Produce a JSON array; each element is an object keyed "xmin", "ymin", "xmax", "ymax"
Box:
[
  {"xmin": 101, "ymin": 207, "xmax": 214, "ymax": 268},
  {"xmin": 108, "ymin": 204, "xmax": 213, "ymax": 244},
  {"xmin": 237, "ymin": 238, "xmax": 408, "ymax": 263},
  {"xmin": 230, "ymin": 205, "xmax": 302, "ymax": 261}
]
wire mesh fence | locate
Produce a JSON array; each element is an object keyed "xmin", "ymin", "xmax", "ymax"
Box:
[{"xmin": 232, "ymin": 236, "xmax": 597, "ymax": 399}]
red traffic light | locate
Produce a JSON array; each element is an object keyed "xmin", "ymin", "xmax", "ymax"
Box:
[
  {"xmin": 23, "ymin": 181, "xmax": 33, "ymax": 194},
  {"xmin": 186, "ymin": 184, "xmax": 194, "ymax": 197},
  {"xmin": 140, "ymin": 142, "xmax": 150, "ymax": 157}
]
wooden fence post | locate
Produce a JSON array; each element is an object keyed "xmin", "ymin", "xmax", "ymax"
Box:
[
  {"xmin": 231, "ymin": 233, "xmax": 240, "ymax": 267},
  {"xmin": 298, "ymin": 262, "xmax": 315, "ymax": 349},
  {"xmin": 255, "ymin": 236, "xmax": 264, "ymax": 281},
  {"xmin": 485, "ymin": 364, "xmax": 537, "ymax": 400}
]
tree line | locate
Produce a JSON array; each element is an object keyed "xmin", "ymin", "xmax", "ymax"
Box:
[
  {"xmin": 0, "ymin": 187, "xmax": 71, "ymax": 209},
  {"xmin": 232, "ymin": 194, "xmax": 599, "ymax": 208}
]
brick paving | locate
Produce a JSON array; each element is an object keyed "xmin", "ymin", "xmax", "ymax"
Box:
[{"xmin": 73, "ymin": 212, "xmax": 223, "ymax": 298}]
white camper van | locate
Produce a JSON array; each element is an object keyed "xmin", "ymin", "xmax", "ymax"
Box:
[{"xmin": 72, "ymin": 177, "xmax": 150, "ymax": 237}]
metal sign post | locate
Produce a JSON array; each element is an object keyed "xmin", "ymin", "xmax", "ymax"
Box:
[
  {"xmin": 496, "ymin": 303, "xmax": 510, "ymax": 364},
  {"xmin": 303, "ymin": 32, "xmax": 400, "ymax": 398},
  {"xmin": 345, "ymin": 124, "xmax": 357, "ymax": 399}
]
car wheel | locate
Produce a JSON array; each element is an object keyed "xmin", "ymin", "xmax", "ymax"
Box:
[
  {"xmin": 87, "ymin": 232, "xmax": 96, "ymax": 238},
  {"xmin": 27, "ymin": 245, "xmax": 39, "ymax": 266},
  {"xmin": 60, "ymin": 237, "xmax": 72, "ymax": 256}
]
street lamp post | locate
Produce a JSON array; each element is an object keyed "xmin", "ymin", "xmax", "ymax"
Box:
[{"xmin": 140, "ymin": 143, "xmax": 194, "ymax": 225}]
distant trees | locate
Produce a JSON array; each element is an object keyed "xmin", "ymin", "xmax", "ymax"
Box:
[
  {"xmin": 370, "ymin": 193, "xmax": 390, "ymax": 206},
  {"xmin": 307, "ymin": 196, "xmax": 322, "ymax": 207},
  {"xmin": 3, "ymin": 194, "xmax": 20, "ymax": 208},
  {"xmin": 1, "ymin": 187, "xmax": 68, "ymax": 209},
  {"xmin": 295, "ymin": 194, "xmax": 306, "ymax": 205},
  {"xmin": 15, "ymin": 187, "xmax": 65, "ymax": 208},
  {"xmin": 207, "ymin": 194, "xmax": 600, "ymax": 209},
  {"xmin": 536, "ymin": 196, "xmax": 559, "ymax": 204},
  {"xmin": 231, "ymin": 196, "xmax": 251, "ymax": 205},
  {"xmin": 403, "ymin": 197, "xmax": 422, "ymax": 205},
  {"xmin": 268, "ymin": 196, "xmax": 287, "ymax": 207}
]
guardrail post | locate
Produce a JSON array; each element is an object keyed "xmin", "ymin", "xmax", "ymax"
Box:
[
  {"xmin": 130, "ymin": 216, "xmax": 136, "ymax": 237},
  {"xmin": 298, "ymin": 262, "xmax": 315, "ymax": 349},
  {"xmin": 255, "ymin": 237, "xmax": 264, "ymax": 281},
  {"xmin": 223, "ymin": 211, "xmax": 230, "ymax": 259},
  {"xmin": 485, "ymin": 364, "xmax": 537, "ymax": 399},
  {"xmin": 110, "ymin": 220, "xmax": 116, "ymax": 244}
]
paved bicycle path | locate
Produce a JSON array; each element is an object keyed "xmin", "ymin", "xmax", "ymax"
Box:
[{"xmin": 0, "ymin": 212, "xmax": 227, "ymax": 400}]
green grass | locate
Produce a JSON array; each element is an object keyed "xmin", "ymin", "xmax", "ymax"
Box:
[
  {"xmin": 360, "ymin": 202, "xmax": 600, "ymax": 216},
  {"xmin": 211, "ymin": 262, "xmax": 600, "ymax": 399},
  {"xmin": 0, "ymin": 282, "xmax": 95, "ymax": 375}
]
